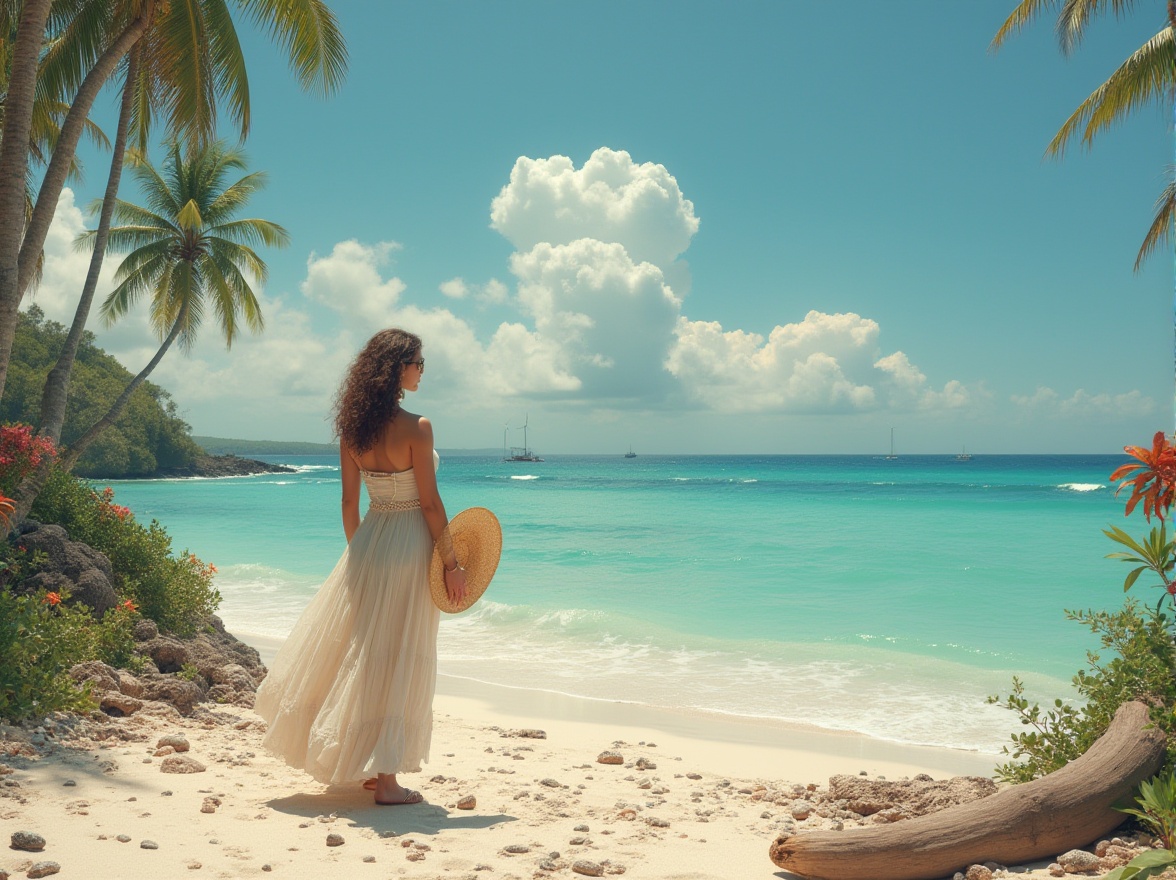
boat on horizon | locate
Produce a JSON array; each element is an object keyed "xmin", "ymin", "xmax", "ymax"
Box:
[
  {"xmin": 955, "ymin": 446, "xmax": 973, "ymax": 462},
  {"xmin": 624, "ymin": 445, "xmax": 637, "ymax": 458},
  {"xmin": 502, "ymin": 415, "xmax": 544, "ymax": 463},
  {"xmin": 885, "ymin": 427, "xmax": 898, "ymax": 460}
]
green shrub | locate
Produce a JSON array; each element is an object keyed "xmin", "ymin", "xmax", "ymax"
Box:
[
  {"xmin": 989, "ymin": 601, "xmax": 1176, "ymax": 783},
  {"xmin": 30, "ymin": 467, "xmax": 220, "ymax": 636},
  {"xmin": 0, "ymin": 589, "xmax": 97, "ymax": 722}
]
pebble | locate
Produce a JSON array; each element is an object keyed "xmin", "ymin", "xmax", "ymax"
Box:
[
  {"xmin": 1048, "ymin": 865, "xmax": 1065, "ymax": 878},
  {"xmin": 635, "ymin": 758, "xmax": 657, "ymax": 771},
  {"xmin": 160, "ymin": 755, "xmax": 206, "ymax": 774},
  {"xmin": 154, "ymin": 746, "xmax": 175, "ymax": 757},
  {"xmin": 26, "ymin": 862, "xmax": 60, "ymax": 879},
  {"xmin": 188, "ymin": 863, "xmax": 201, "ymax": 870},
  {"xmin": 574, "ymin": 824, "xmax": 589, "ymax": 832},
  {"xmin": 572, "ymin": 860, "xmax": 604, "ymax": 877},
  {"xmin": 1057, "ymin": 849, "xmax": 1100, "ymax": 873},
  {"xmin": 405, "ymin": 851, "xmax": 424, "ymax": 861},
  {"xmin": 569, "ymin": 836, "xmax": 590, "ymax": 845},
  {"xmin": 157, "ymin": 734, "xmax": 190, "ymax": 752},
  {"xmin": 326, "ymin": 833, "xmax": 345, "ymax": 847},
  {"xmin": 116, "ymin": 835, "xmax": 131, "ymax": 843},
  {"xmin": 141, "ymin": 840, "xmax": 159, "ymax": 850},
  {"xmin": 646, "ymin": 817, "xmax": 670, "ymax": 828},
  {"xmin": 62, "ymin": 780, "xmax": 76, "ymax": 787},
  {"xmin": 10, "ymin": 831, "xmax": 46, "ymax": 852},
  {"xmin": 597, "ymin": 751, "xmax": 624, "ymax": 765},
  {"xmin": 791, "ymin": 801, "xmax": 814, "ymax": 820},
  {"xmin": 161, "ymin": 790, "xmax": 173, "ymax": 796},
  {"xmin": 685, "ymin": 772, "xmax": 702, "ymax": 780},
  {"xmin": 262, "ymin": 865, "xmax": 272, "ymax": 872},
  {"xmin": 964, "ymin": 866, "xmax": 991, "ymax": 880},
  {"xmin": 456, "ymin": 795, "xmax": 476, "ymax": 809},
  {"xmin": 503, "ymin": 844, "xmax": 530, "ymax": 854},
  {"xmin": 362, "ymin": 855, "xmax": 375, "ymax": 863},
  {"xmin": 540, "ymin": 777, "xmax": 562, "ymax": 788}
]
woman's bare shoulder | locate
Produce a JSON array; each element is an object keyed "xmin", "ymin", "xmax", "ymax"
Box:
[{"xmin": 394, "ymin": 410, "xmax": 432, "ymax": 438}]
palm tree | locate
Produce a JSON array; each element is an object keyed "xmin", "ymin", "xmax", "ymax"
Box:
[
  {"xmin": 58, "ymin": 140, "xmax": 289, "ymax": 471},
  {"xmin": 31, "ymin": 0, "xmax": 347, "ymax": 444},
  {"xmin": 991, "ymin": 0, "xmax": 1175, "ymax": 270},
  {"xmin": 0, "ymin": 0, "xmax": 347, "ymax": 405}
]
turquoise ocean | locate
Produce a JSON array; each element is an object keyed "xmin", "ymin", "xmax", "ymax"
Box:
[{"xmin": 99, "ymin": 453, "xmax": 1136, "ymax": 756}]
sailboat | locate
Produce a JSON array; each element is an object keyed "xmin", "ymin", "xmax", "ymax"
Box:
[
  {"xmin": 624, "ymin": 445, "xmax": 637, "ymax": 459},
  {"xmin": 885, "ymin": 428, "xmax": 898, "ymax": 460},
  {"xmin": 955, "ymin": 446, "xmax": 973, "ymax": 462},
  {"xmin": 502, "ymin": 415, "xmax": 544, "ymax": 463}
]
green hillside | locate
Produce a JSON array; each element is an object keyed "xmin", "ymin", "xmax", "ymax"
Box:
[
  {"xmin": 194, "ymin": 436, "xmax": 338, "ymax": 456},
  {"xmin": 1, "ymin": 306, "xmax": 203, "ymax": 478}
]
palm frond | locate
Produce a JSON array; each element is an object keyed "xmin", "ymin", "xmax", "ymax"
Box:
[
  {"xmin": 176, "ymin": 198, "xmax": 204, "ymax": 230},
  {"xmin": 1135, "ymin": 171, "xmax": 1176, "ymax": 271},
  {"xmin": 209, "ymin": 217, "xmax": 289, "ymax": 250},
  {"xmin": 203, "ymin": 169, "xmax": 268, "ymax": 223},
  {"xmin": 236, "ymin": 0, "xmax": 348, "ymax": 95},
  {"xmin": 1046, "ymin": 26, "xmax": 1174, "ymax": 157},
  {"xmin": 1056, "ymin": 0, "xmax": 1142, "ymax": 54},
  {"xmin": 204, "ymin": 0, "xmax": 251, "ymax": 138},
  {"xmin": 991, "ymin": 0, "xmax": 1060, "ymax": 51},
  {"xmin": 208, "ymin": 235, "xmax": 268, "ymax": 282}
]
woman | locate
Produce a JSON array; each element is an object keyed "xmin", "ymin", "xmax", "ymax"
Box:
[{"xmin": 255, "ymin": 329, "xmax": 467, "ymax": 806}]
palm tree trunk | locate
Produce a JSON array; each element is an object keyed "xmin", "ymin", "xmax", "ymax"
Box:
[
  {"xmin": 0, "ymin": 4, "xmax": 155, "ymax": 405},
  {"xmin": 0, "ymin": 0, "xmax": 54, "ymax": 402},
  {"xmin": 57, "ymin": 300, "xmax": 189, "ymax": 475},
  {"xmin": 37, "ymin": 47, "xmax": 142, "ymax": 445}
]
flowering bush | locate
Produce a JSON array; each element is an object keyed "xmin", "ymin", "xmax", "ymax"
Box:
[
  {"xmin": 30, "ymin": 467, "xmax": 220, "ymax": 635},
  {"xmin": 0, "ymin": 424, "xmax": 56, "ymax": 495},
  {"xmin": 992, "ymin": 432, "xmax": 1176, "ymax": 782}
]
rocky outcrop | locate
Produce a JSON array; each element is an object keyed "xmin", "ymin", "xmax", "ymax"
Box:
[
  {"xmin": 151, "ymin": 454, "xmax": 294, "ymax": 479},
  {"xmin": 8, "ymin": 523, "xmax": 117, "ymax": 618},
  {"xmin": 826, "ymin": 773, "xmax": 997, "ymax": 820}
]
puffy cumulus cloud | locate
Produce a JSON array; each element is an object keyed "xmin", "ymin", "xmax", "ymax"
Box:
[
  {"xmin": 439, "ymin": 276, "xmax": 510, "ymax": 306},
  {"xmin": 667, "ymin": 310, "xmax": 980, "ymax": 414},
  {"xmin": 511, "ymin": 239, "xmax": 682, "ymax": 401},
  {"xmin": 301, "ymin": 240, "xmax": 405, "ymax": 326},
  {"xmin": 439, "ymin": 278, "xmax": 468, "ymax": 299},
  {"xmin": 490, "ymin": 148, "xmax": 699, "ymax": 272},
  {"xmin": 1012, "ymin": 387, "xmax": 1156, "ymax": 418}
]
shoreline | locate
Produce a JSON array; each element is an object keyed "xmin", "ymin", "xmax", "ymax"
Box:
[{"xmin": 238, "ymin": 631, "xmax": 998, "ymax": 782}]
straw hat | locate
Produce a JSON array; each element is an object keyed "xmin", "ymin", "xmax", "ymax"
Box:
[{"xmin": 429, "ymin": 507, "xmax": 502, "ymax": 613}]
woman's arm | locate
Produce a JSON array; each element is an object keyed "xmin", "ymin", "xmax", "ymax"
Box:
[
  {"xmin": 412, "ymin": 417, "xmax": 467, "ymax": 605},
  {"xmin": 340, "ymin": 445, "xmax": 362, "ymax": 542}
]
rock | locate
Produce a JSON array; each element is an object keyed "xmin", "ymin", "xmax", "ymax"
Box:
[
  {"xmin": 1048, "ymin": 865, "xmax": 1065, "ymax": 878},
  {"xmin": 116, "ymin": 835, "xmax": 131, "ymax": 843},
  {"xmin": 138, "ymin": 675, "xmax": 202, "ymax": 715},
  {"xmin": 964, "ymin": 866, "xmax": 992, "ymax": 880},
  {"xmin": 326, "ymin": 833, "xmax": 345, "ymax": 847},
  {"xmin": 572, "ymin": 860, "xmax": 605, "ymax": 877},
  {"xmin": 569, "ymin": 836, "xmax": 590, "ymax": 845},
  {"xmin": 574, "ymin": 824, "xmax": 589, "ymax": 832},
  {"xmin": 140, "ymin": 637, "xmax": 190, "ymax": 673},
  {"xmin": 26, "ymin": 862, "xmax": 60, "ymax": 879},
  {"xmin": 791, "ymin": 801, "xmax": 814, "ymax": 820},
  {"xmin": 646, "ymin": 817, "xmax": 670, "ymax": 828},
  {"xmin": 635, "ymin": 758, "xmax": 657, "ymax": 771},
  {"xmin": 157, "ymin": 734, "xmax": 190, "ymax": 752},
  {"xmin": 686, "ymin": 772, "xmax": 702, "ymax": 780},
  {"xmin": 540, "ymin": 778, "xmax": 562, "ymax": 788},
  {"xmin": 261, "ymin": 865, "xmax": 271, "ymax": 872},
  {"xmin": 503, "ymin": 844, "xmax": 530, "ymax": 854},
  {"xmin": 17, "ymin": 523, "xmax": 117, "ymax": 618},
  {"xmin": 68, "ymin": 660, "xmax": 120, "ymax": 693},
  {"xmin": 141, "ymin": 840, "xmax": 159, "ymax": 850},
  {"xmin": 99, "ymin": 691, "xmax": 143, "ymax": 717},
  {"xmin": 1057, "ymin": 849, "xmax": 1101, "ymax": 873},
  {"xmin": 828, "ymin": 773, "xmax": 997, "ymax": 818},
  {"xmin": 155, "ymin": 454, "xmax": 294, "ymax": 479},
  {"xmin": 62, "ymin": 780, "xmax": 75, "ymax": 787},
  {"xmin": 597, "ymin": 751, "xmax": 623, "ymax": 765},
  {"xmin": 362, "ymin": 855, "xmax": 375, "ymax": 863},
  {"xmin": 505, "ymin": 728, "xmax": 546, "ymax": 739},
  {"xmin": 133, "ymin": 619, "xmax": 159, "ymax": 641},
  {"xmin": 10, "ymin": 831, "xmax": 46, "ymax": 851},
  {"xmin": 456, "ymin": 795, "xmax": 476, "ymax": 810},
  {"xmin": 160, "ymin": 755, "xmax": 206, "ymax": 774},
  {"xmin": 154, "ymin": 746, "xmax": 175, "ymax": 757}
]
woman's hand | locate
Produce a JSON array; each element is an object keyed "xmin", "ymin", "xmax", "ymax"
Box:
[{"xmin": 444, "ymin": 564, "xmax": 468, "ymax": 607}]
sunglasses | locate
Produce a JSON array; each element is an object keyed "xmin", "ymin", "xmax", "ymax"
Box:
[{"xmin": 405, "ymin": 358, "xmax": 425, "ymax": 371}]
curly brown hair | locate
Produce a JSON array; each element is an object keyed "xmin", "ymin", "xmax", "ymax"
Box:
[{"xmin": 333, "ymin": 328, "xmax": 422, "ymax": 455}]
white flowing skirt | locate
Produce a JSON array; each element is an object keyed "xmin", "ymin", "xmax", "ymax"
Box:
[{"xmin": 255, "ymin": 508, "xmax": 439, "ymax": 784}]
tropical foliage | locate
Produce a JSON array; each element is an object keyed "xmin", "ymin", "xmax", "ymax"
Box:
[
  {"xmin": 0, "ymin": 306, "xmax": 201, "ymax": 478},
  {"xmin": 990, "ymin": 432, "xmax": 1176, "ymax": 783},
  {"xmin": 991, "ymin": 0, "xmax": 1175, "ymax": 269}
]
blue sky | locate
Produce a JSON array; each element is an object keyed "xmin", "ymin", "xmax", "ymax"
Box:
[{"xmin": 29, "ymin": 1, "xmax": 1172, "ymax": 453}]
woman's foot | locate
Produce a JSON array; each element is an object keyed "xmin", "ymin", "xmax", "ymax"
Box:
[
  {"xmin": 362, "ymin": 777, "xmax": 376, "ymax": 791},
  {"xmin": 372, "ymin": 772, "xmax": 424, "ymax": 805}
]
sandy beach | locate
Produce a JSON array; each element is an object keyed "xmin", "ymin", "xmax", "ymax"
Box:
[{"xmin": 3, "ymin": 639, "xmax": 1127, "ymax": 880}]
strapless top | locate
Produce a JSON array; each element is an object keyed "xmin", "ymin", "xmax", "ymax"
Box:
[{"xmin": 361, "ymin": 450, "xmax": 439, "ymax": 511}]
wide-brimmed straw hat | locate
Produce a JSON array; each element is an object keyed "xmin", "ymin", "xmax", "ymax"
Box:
[{"xmin": 429, "ymin": 507, "xmax": 502, "ymax": 613}]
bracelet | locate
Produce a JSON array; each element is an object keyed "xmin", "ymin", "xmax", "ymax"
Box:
[{"xmin": 444, "ymin": 560, "xmax": 458, "ymax": 573}]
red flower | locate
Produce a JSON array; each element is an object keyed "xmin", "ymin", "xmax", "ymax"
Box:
[
  {"xmin": 43, "ymin": 592, "xmax": 62, "ymax": 606},
  {"xmin": 1166, "ymin": 583, "xmax": 1176, "ymax": 597},
  {"xmin": 120, "ymin": 600, "xmax": 138, "ymax": 612},
  {"xmin": 1110, "ymin": 432, "xmax": 1176, "ymax": 521}
]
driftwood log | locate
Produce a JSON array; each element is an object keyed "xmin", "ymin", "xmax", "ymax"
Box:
[{"xmin": 769, "ymin": 701, "xmax": 1166, "ymax": 880}]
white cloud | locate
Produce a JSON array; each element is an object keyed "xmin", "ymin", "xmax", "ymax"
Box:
[
  {"xmin": 439, "ymin": 278, "xmax": 468, "ymax": 299},
  {"xmin": 301, "ymin": 240, "xmax": 405, "ymax": 327},
  {"xmin": 490, "ymin": 148, "xmax": 699, "ymax": 272},
  {"xmin": 1012, "ymin": 387, "xmax": 1156, "ymax": 418}
]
